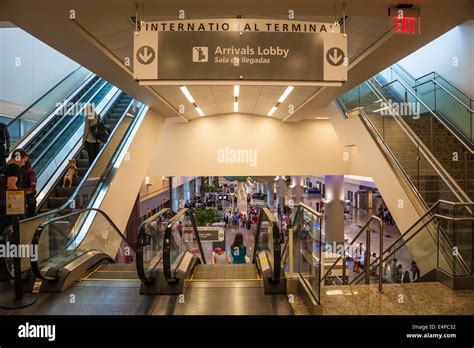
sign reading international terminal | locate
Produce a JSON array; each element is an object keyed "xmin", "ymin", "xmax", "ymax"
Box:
[{"xmin": 133, "ymin": 19, "xmax": 348, "ymax": 85}]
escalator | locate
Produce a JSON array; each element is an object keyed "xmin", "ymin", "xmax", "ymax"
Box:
[
  {"xmin": 137, "ymin": 207, "xmax": 292, "ymax": 315},
  {"xmin": 39, "ymin": 92, "xmax": 133, "ymax": 212},
  {"xmin": 24, "ymin": 99, "xmax": 149, "ymax": 290}
]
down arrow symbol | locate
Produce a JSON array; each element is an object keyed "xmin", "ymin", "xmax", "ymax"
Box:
[
  {"xmin": 137, "ymin": 46, "xmax": 156, "ymax": 65},
  {"xmin": 326, "ymin": 47, "xmax": 345, "ymax": 66}
]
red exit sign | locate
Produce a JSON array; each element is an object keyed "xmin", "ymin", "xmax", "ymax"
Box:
[
  {"xmin": 395, "ymin": 16, "xmax": 416, "ymax": 34},
  {"xmin": 389, "ymin": 6, "xmax": 421, "ymax": 35}
]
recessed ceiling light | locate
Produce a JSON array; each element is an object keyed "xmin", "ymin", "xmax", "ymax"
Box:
[
  {"xmin": 180, "ymin": 86, "xmax": 195, "ymax": 104},
  {"xmin": 234, "ymin": 85, "xmax": 240, "ymax": 97},
  {"xmin": 267, "ymin": 106, "xmax": 278, "ymax": 116},
  {"xmin": 277, "ymin": 86, "xmax": 294, "ymax": 103},
  {"xmin": 195, "ymin": 107, "xmax": 204, "ymax": 117}
]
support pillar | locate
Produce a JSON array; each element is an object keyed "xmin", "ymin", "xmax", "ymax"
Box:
[{"xmin": 324, "ymin": 175, "xmax": 345, "ymax": 244}]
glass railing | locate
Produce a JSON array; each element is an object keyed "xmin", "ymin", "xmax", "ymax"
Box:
[
  {"xmin": 350, "ymin": 201, "xmax": 473, "ymax": 289},
  {"xmin": 338, "ymin": 80, "xmax": 468, "ymax": 208},
  {"xmin": 163, "ymin": 208, "xmax": 206, "ymax": 283},
  {"xmin": 253, "ymin": 207, "xmax": 282, "ymax": 282},
  {"xmin": 21, "ymin": 100, "xmax": 147, "ymax": 272},
  {"xmin": 136, "ymin": 208, "xmax": 176, "ymax": 285},
  {"xmin": 378, "ymin": 64, "xmax": 473, "ymax": 144},
  {"xmin": 31, "ymin": 208, "xmax": 131, "ymax": 281},
  {"xmin": 289, "ymin": 203, "xmax": 323, "ymax": 304},
  {"xmin": 7, "ymin": 66, "xmax": 93, "ymax": 148},
  {"xmin": 318, "ymin": 215, "xmax": 383, "ymax": 291}
]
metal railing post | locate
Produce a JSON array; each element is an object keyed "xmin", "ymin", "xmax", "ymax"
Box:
[
  {"xmin": 379, "ymin": 221, "xmax": 384, "ymax": 293},
  {"xmin": 289, "ymin": 227, "xmax": 294, "ymax": 278},
  {"xmin": 365, "ymin": 228, "xmax": 371, "ymax": 284}
]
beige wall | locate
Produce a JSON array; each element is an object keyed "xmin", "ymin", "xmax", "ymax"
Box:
[
  {"xmin": 139, "ymin": 176, "xmax": 169, "ymax": 202},
  {"xmin": 147, "ymin": 113, "xmax": 351, "ymax": 177}
]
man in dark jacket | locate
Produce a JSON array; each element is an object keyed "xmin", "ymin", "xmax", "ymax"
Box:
[{"xmin": 0, "ymin": 122, "xmax": 10, "ymax": 167}]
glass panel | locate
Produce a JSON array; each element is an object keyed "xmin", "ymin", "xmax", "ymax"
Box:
[
  {"xmin": 435, "ymin": 83, "xmax": 472, "ymax": 140},
  {"xmin": 168, "ymin": 213, "xmax": 204, "ymax": 267},
  {"xmin": 7, "ymin": 67, "xmax": 92, "ymax": 147},
  {"xmin": 294, "ymin": 207, "xmax": 322, "ymax": 303},
  {"xmin": 140, "ymin": 210, "xmax": 174, "ymax": 280}
]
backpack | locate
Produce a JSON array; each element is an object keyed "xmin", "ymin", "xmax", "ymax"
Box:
[{"xmin": 90, "ymin": 121, "xmax": 110, "ymax": 143}]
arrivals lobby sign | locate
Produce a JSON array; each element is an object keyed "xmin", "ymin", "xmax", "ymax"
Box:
[{"xmin": 133, "ymin": 19, "xmax": 347, "ymax": 85}]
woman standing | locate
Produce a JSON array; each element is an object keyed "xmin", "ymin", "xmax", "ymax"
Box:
[
  {"xmin": 228, "ymin": 232, "xmax": 247, "ymax": 264},
  {"xmin": 83, "ymin": 104, "xmax": 100, "ymax": 166}
]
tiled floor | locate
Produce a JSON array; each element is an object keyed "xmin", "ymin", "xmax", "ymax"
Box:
[{"xmin": 320, "ymin": 282, "xmax": 474, "ymax": 315}]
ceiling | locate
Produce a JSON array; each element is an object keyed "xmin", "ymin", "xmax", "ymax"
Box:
[{"xmin": 1, "ymin": 0, "xmax": 473, "ymax": 122}]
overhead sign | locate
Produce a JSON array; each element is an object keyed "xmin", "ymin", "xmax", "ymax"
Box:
[
  {"xmin": 197, "ymin": 226, "xmax": 225, "ymax": 242},
  {"xmin": 133, "ymin": 19, "xmax": 347, "ymax": 86}
]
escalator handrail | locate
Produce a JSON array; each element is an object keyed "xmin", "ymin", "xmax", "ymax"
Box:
[
  {"xmin": 253, "ymin": 207, "xmax": 281, "ymax": 282},
  {"xmin": 367, "ymin": 79, "xmax": 473, "ymax": 201},
  {"xmin": 22, "ymin": 95, "xmax": 137, "ymax": 223},
  {"xmin": 30, "ymin": 80, "xmax": 109, "ymax": 168},
  {"xmin": 31, "ymin": 207, "xmax": 131, "ymax": 282},
  {"xmin": 162, "ymin": 208, "xmax": 206, "ymax": 283},
  {"xmin": 136, "ymin": 208, "xmax": 176, "ymax": 285},
  {"xmin": 6, "ymin": 66, "xmax": 89, "ymax": 128}
]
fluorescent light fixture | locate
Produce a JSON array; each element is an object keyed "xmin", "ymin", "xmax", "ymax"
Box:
[
  {"xmin": 234, "ymin": 101, "xmax": 238, "ymax": 112},
  {"xmin": 180, "ymin": 86, "xmax": 195, "ymax": 103},
  {"xmin": 315, "ymin": 117, "xmax": 330, "ymax": 120},
  {"xmin": 234, "ymin": 85, "xmax": 240, "ymax": 97},
  {"xmin": 267, "ymin": 106, "xmax": 278, "ymax": 116},
  {"xmin": 277, "ymin": 86, "xmax": 294, "ymax": 103},
  {"xmin": 195, "ymin": 107, "xmax": 204, "ymax": 117}
]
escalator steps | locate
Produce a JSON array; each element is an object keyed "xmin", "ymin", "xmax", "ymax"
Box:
[
  {"xmin": 191, "ymin": 264, "xmax": 261, "ymax": 281},
  {"xmin": 82, "ymin": 263, "xmax": 138, "ymax": 281}
]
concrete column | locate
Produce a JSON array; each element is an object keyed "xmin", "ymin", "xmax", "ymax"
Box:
[
  {"xmin": 266, "ymin": 181, "xmax": 275, "ymax": 209},
  {"xmin": 276, "ymin": 177, "xmax": 286, "ymax": 212},
  {"xmin": 324, "ymin": 175, "xmax": 345, "ymax": 244},
  {"xmin": 291, "ymin": 176, "xmax": 304, "ymax": 204}
]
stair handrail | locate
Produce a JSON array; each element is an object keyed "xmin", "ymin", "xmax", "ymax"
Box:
[
  {"xmin": 350, "ymin": 200, "xmax": 474, "ymax": 288},
  {"xmin": 336, "ymin": 101, "xmax": 471, "ymax": 275},
  {"xmin": 367, "ymin": 79, "xmax": 473, "ymax": 202}
]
